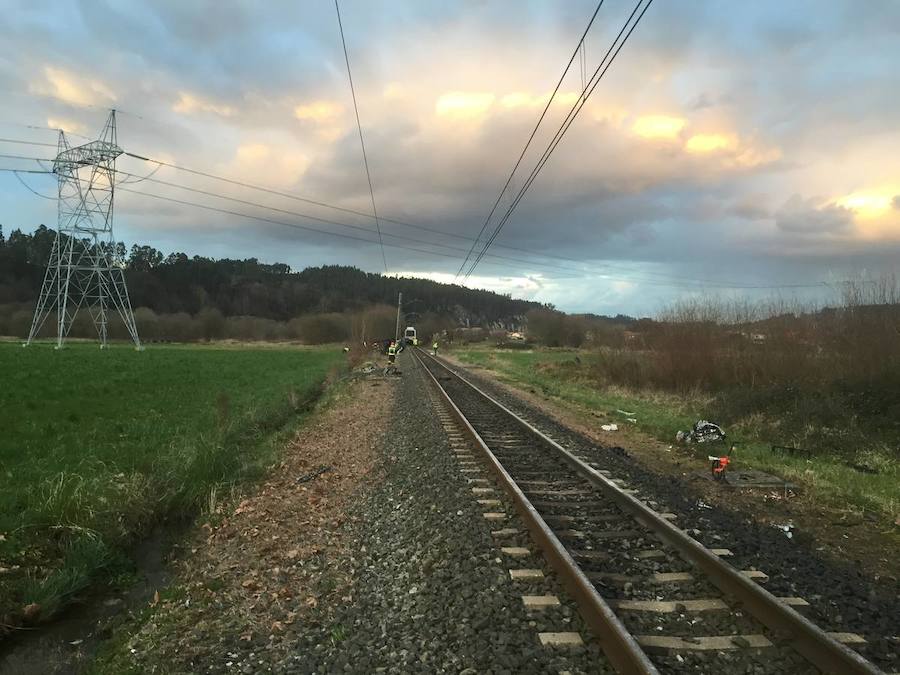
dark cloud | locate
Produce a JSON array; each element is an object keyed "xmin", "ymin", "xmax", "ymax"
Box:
[
  {"xmin": 730, "ymin": 199, "xmax": 770, "ymax": 221},
  {"xmin": 775, "ymin": 195, "xmax": 853, "ymax": 234}
]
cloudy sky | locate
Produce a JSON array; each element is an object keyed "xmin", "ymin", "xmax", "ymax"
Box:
[{"xmin": 1, "ymin": 0, "xmax": 898, "ymax": 315}]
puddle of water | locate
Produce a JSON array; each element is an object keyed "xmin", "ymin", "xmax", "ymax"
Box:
[{"xmin": 0, "ymin": 526, "xmax": 175, "ymax": 675}]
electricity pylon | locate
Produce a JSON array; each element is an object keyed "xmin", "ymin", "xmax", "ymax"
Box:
[{"xmin": 26, "ymin": 110, "xmax": 141, "ymax": 349}]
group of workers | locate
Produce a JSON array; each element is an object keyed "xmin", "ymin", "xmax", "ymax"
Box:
[{"xmin": 386, "ymin": 338, "xmax": 439, "ymax": 364}]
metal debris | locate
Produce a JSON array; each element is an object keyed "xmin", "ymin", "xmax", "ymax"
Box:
[{"xmin": 295, "ymin": 465, "xmax": 331, "ymax": 484}]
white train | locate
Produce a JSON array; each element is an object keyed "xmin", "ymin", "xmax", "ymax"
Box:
[{"xmin": 403, "ymin": 326, "xmax": 418, "ymax": 346}]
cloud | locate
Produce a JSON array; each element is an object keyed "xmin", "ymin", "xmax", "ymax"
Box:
[
  {"xmin": 29, "ymin": 66, "xmax": 116, "ymax": 107},
  {"xmin": 775, "ymin": 195, "xmax": 853, "ymax": 234},
  {"xmin": 293, "ymin": 100, "xmax": 342, "ymax": 123},
  {"xmin": 435, "ymin": 91, "xmax": 495, "ymax": 119},
  {"xmin": 835, "ymin": 191, "xmax": 895, "ymax": 218},
  {"xmin": 172, "ymin": 91, "xmax": 235, "ymax": 117},
  {"xmin": 47, "ymin": 117, "xmax": 86, "ymax": 136},
  {"xmin": 684, "ymin": 133, "xmax": 737, "ymax": 153},
  {"xmin": 219, "ymin": 142, "xmax": 309, "ymax": 187},
  {"xmin": 631, "ymin": 115, "xmax": 686, "ymax": 140},
  {"xmin": 730, "ymin": 196, "xmax": 770, "ymax": 221}
]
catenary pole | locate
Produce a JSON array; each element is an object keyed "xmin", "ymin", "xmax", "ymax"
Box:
[{"xmin": 395, "ymin": 291, "xmax": 402, "ymax": 342}]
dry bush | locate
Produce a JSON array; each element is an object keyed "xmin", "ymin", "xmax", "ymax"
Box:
[{"xmin": 292, "ymin": 313, "xmax": 351, "ymax": 344}]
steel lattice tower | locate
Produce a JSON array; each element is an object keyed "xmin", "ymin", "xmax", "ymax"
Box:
[{"xmin": 26, "ymin": 110, "xmax": 141, "ymax": 349}]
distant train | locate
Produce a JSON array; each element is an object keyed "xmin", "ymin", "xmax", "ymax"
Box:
[{"xmin": 403, "ymin": 326, "xmax": 418, "ymax": 346}]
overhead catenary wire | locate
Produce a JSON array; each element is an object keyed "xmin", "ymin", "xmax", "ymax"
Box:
[
  {"xmin": 334, "ymin": 0, "xmax": 388, "ymax": 274},
  {"xmin": 454, "ymin": 0, "xmax": 606, "ymax": 280},
  {"xmin": 465, "ymin": 0, "xmax": 654, "ymax": 280}
]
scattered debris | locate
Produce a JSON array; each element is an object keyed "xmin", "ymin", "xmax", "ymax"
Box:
[
  {"xmin": 697, "ymin": 500, "xmax": 712, "ymax": 510},
  {"xmin": 626, "ymin": 417, "xmax": 637, "ymax": 423},
  {"xmin": 676, "ymin": 420, "xmax": 726, "ymax": 444},
  {"xmin": 708, "ymin": 454, "xmax": 731, "ymax": 480},
  {"xmin": 774, "ymin": 523, "xmax": 795, "ymax": 539},
  {"xmin": 616, "ymin": 409, "xmax": 636, "ymax": 416},
  {"xmin": 296, "ymin": 465, "xmax": 332, "ymax": 484},
  {"xmin": 600, "ymin": 423, "xmax": 618, "ymax": 432}
]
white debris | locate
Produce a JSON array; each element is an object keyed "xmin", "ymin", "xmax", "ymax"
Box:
[
  {"xmin": 774, "ymin": 523, "xmax": 795, "ymax": 539},
  {"xmin": 601, "ymin": 424, "xmax": 618, "ymax": 432}
]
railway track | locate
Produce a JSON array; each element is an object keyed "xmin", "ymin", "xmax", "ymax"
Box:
[{"xmin": 413, "ymin": 348, "xmax": 883, "ymax": 675}]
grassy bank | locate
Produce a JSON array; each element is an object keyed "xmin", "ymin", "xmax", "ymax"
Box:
[
  {"xmin": 0, "ymin": 341, "xmax": 344, "ymax": 628},
  {"xmin": 452, "ymin": 346, "xmax": 898, "ymax": 520}
]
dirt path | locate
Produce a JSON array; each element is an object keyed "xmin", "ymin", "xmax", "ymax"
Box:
[{"xmin": 94, "ymin": 378, "xmax": 394, "ymax": 673}]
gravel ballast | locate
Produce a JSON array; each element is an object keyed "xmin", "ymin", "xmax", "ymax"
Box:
[
  {"xmin": 435, "ymin": 354, "xmax": 899, "ymax": 672},
  {"xmin": 290, "ymin": 352, "xmax": 610, "ymax": 673}
]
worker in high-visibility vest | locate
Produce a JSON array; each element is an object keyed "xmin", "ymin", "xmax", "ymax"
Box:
[
  {"xmin": 432, "ymin": 340, "xmax": 439, "ymax": 356},
  {"xmin": 388, "ymin": 340, "xmax": 397, "ymax": 364}
]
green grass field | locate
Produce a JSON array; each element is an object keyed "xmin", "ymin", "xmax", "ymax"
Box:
[
  {"xmin": 0, "ymin": 341, "xmax": 344, "ymax": 625},
  {"xmin": 452, "ymin": 346, "xmax": 899, "ymax": 521}
]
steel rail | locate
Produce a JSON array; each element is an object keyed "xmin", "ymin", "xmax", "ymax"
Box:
[
  {"xmin": 412, "ymin": 348, "xmax": 659, "ymax": 674},
  {"xmin": 414, "ymin": 348, "xmax": 882, "ymax": 675}
]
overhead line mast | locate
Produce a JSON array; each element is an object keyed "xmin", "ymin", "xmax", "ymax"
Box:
[{"xmin": 25, "ymin": 110, "xmax": 141, "ymax": 349}]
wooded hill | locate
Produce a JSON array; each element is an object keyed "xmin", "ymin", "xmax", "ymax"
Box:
[{"xmin": 0, "ymin": 225, "xmax": 541, "ymax": 328}]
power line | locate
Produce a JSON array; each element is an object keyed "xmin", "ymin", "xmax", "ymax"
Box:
[
  {"xmin": 0, "ymin": 167, "xmax": 53, "ymax": 174},
  {"xmin": 111, "ymin": 177, "xmax": 615, "ymax": 277},
  {"xmin": 113, "ymin": 185, "xmax": 570, "ymax": 276},
  {"xmin": 0, "ymin": 152, "xmax": 56, "ymax": 163},
  {"xmin": 0, "ymin": 137, "xmax": 58, "ymax": 148},
  {"xmin": 455, "ymin": 0, "xmax": 605, "ymax": 280},
  {"xmin": 12, "ymin": 171, "xmax": 56, "ymax": 199},
  {"xmin": 115, "ymin": 148, "xmax": 726, "ymax": 283},
  {"xmin": 0, "ymin": 149, "xmax": 682, "ymax": 280},
  {"xmin": 465, "ymin": 0, "xmax": 654, "ymax": 279},
  {"xmin": 114, "ymin": 185, "xmax": 827, "ymax": 290},
  {"xmin": 334, "ymin": 0, "xmax": 388, "ymax": 274},
  {"xmin": 1, "ymin": 151, "xmax": 829, "ymax": 290}
]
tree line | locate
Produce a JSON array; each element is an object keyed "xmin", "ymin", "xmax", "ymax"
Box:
[{"xmin": 0, "ymin": 224, "xmax": 542, "ymax": 341}]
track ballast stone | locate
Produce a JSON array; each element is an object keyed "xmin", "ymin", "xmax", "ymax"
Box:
[
  {"xmin": 438, "ymin": 356, "xmax": 899, "ymax": 672},
  {"xmin": 290, "ymin": 353, "xmax": 610, "ymax": 673}
]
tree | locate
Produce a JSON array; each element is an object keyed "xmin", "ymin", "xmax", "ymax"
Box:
[{"xmin": 196, "ymin": 307, "xmax": 225, "ymax": 340}]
